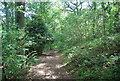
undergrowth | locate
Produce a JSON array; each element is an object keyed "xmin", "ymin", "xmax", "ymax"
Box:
[{"xmin": 61, "ymin": 34, "xmax": 120, "ymax": 79}]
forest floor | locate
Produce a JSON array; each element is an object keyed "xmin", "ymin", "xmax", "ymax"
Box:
[{"xmin": 27, "ymin": 50, "xmax": 73, "ymax": 79}]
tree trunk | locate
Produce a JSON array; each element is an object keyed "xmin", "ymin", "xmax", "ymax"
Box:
[
  {"xmin": 92, "ymin": 2, "xmax": 96, "ymax": 38},
  {"xmin": 114, "ymin": 2, "xmax": 120, "ymax": 33},
  {"xmin": 101, "ymin": 2, "xmax": 106, "ymax": 37},
  {"xmin": 3, "ymin": 2, "xmax": 9, "ymax": 29},
  {"xmin": 15, "ymin": 2, "xmax": 25, "ymax": 28}
]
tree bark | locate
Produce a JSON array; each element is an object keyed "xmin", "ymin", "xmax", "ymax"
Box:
[
  {"xmin": 15, "ymin": 2, "xmax": 25, "ymax": 28},
  {"xmin": 92, "ymin": 2, "xmax": 96, "ymax": 38},
  {"xmin": 3, "ymin": 2, "xmax": 9, "ymax": 29},
  {"xmin": 114, "ymin": 2, "xmax": 120, "ymax": 33},
  {"xmin": 101, "ymin": 2, "xmax": 106, "ymax": 37}
]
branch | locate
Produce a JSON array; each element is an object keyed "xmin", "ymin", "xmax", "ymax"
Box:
[
  {"xmin": 88, "ymin": 1, "xmax": 92, "ymax": 9},
  {"xmin": 65, "ymin": 1, "xmax": 75, "ymax": 12}
]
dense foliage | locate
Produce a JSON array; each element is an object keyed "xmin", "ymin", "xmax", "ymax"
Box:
[
  {"xmin": 1, "ymin": 2, "xmax": 53, "ymax": 79},
  {"xmin": 26, "ymin": 16, "xmax": 49, "ymax": 54},
  {"xmin": 2, "ymin": 24, "xmax": 37, "ymax": 79},
  {"xmin": 51, "ymin": 1, "xmax": 120, "ymax": 79},
  {"xmin": 1, "ymin": 1, "xmax": 120, "ymax": 80}
]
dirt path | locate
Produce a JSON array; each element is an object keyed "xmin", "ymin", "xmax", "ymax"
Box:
[{"xmin": 27, "ymin": 50, "xmax": 72, "ymax": 79}]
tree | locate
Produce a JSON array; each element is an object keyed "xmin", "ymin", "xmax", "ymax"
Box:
[
  {"xmin": 89, "ymin": 2, "xmax": 97, "ymax": 38},
  {"xmin": 64, "ymin": 0, "xmax": 83, "ymax": 15},
  {"xmin": 15, "ymin": 2, "xmax": 25, "ymax": 28},
  {"xmin": 113, "ymin": 2, "xmax": 120, "ymax": 33},
  {"xmin": 3, "ymin": 2, "xmax": 9, "ymax": 27}
]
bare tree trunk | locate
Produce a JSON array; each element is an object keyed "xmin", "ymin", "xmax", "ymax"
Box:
[
  {"xmin": 15, "ymin": 2, "xmax": 25, "ymax": 28},
  {"xmin": 101, "ymin": 2, "xmax": 106, "ymax": 37},
  {"xmin": 2, "ymin": 63, "xmax": 7, "ymax": 80},
  {"xmin": 92, "ymin": 2, "xmax": 96, "ymax": 38},
  {"xmin": 3, "ymin": 2, "xmax": 9, "ymax": 29},
  {"xmin": 114, "ymin": 2, "xmax": 120, "ymax": 33}
]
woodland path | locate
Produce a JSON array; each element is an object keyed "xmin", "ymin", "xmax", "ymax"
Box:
[{"xmin": 27, "ymin": 50, "xmax": 73, "ymax": 79}]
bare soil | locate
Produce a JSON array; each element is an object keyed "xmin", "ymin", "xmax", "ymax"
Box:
[{"xmin": 27, "ymin": 50, "xmax": 73, "ymax": 79}]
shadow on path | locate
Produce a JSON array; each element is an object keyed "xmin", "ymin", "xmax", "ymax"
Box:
[{"xmin": 27, "ymin": 50, "xmax": 72, "ymax": 79}]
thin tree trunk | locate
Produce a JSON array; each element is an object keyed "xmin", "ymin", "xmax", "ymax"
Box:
[
  {"xmin": 92, "ymin": 2, "xmax": 96, "ymax": 38},
  {"xmin": 2, "ymin": 63, "xmax": 7, "ymax": 80},
  {"xmin": 114, "ymin": 2, "xmax": 120, "ymax": 33},
  {"xmin": 4, "ymin": 2, "xmax": 9, "ymax": 29},
  {"xmin": 102, "ymin": 2, "xmax": 106, "ymax": 37}
]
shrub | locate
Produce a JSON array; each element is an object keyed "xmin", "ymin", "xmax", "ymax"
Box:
[
  {"xmin": 2, "ymin": 25, "xmax": 36, "ymax": 79},
  {"xmin": 26, "ymin": 16, "xmax": 54, "ymax": 54},
  {"xmin": 62, "ymin": 34, "xmax": 120, "ymax": 79}
]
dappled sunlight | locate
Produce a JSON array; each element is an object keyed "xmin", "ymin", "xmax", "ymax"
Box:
[
  {"xmin": 36, "ymin": 63, "xmax": 46, "ymax": 68},
  {"xmin": 38, "ymin": 70, "xmax": 45, "ymax": 75},
  {"xmin": 55, "ymin": 64, "xmax": 63, "ymax": 68},
  {"xmin": 27, "ymin": 52, "xmax": 72, "ymax": 79},
  {"xmin": 2, "ymin": 1, "xmax": 119, "ymax": 79}
]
